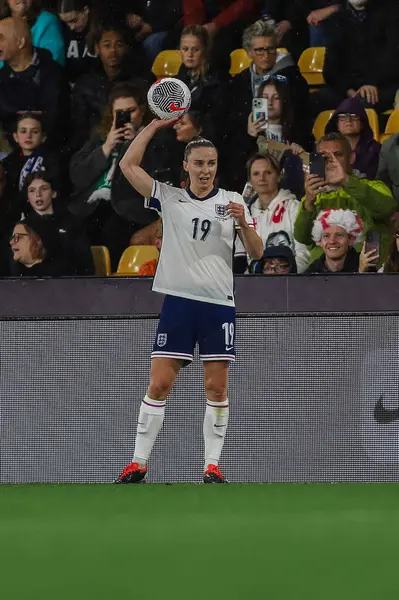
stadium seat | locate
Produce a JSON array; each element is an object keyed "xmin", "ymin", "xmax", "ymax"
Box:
[
  {"xmin": 298, "ymin": 47, "xmax": 325, "ymax": 86},
  {"xmin": 115, "ymin": 245, "xmax": 159, "ymax": 276},
  {"xmin": 229, "ymin": 49, "xmax": 250, "ymax": 76},
  {"xmin": 384, "ymin": 110, "xmax": 399, "ymax": 135},
  {"xmin": 365, "ymin": 109, "xmax": 380, "ymax": 142},
  {"xmin": 312, "ymin": 110, "xmax": 334, "ymax": 140},
  {"xmin": 91, "ymin": 246, "xmax": 111, "ymax": 276},
  {"xmin": 152, "ymin": 50, "xmax": 182, "ymax": 78}
]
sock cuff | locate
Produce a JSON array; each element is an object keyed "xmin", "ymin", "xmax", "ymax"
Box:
[
  {"xmin": 206, "ymin": 398, "xmax": 229, "ymax": 409},
  {"xmin": 143, "ymin": 395, "xmax": 166, "ymax": 408}
]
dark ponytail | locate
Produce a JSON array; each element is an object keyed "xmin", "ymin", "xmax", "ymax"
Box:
[{"xmin": 183, "ymin": 137, "xmax": 217, "ymax": 162}]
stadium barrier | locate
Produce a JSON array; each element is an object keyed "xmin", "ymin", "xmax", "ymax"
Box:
[{"xmin": 1, "ymin": 275, "xmax": 399, "ymax": 484}]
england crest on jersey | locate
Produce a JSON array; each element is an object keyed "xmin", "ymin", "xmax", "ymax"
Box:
[
  {"xmin": 157, "ymin": 333, "xmax": 167, "ymax": 347},
  {"xmin": 215, "ymin": 204, "xmax": 228, "ymax": 220}
]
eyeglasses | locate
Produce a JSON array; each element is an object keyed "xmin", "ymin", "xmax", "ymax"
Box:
[
  {"xmin": 252, "ymin": 46, "xmax": 277, "ymax": 56},
  {"xmin": 337, "ymin": 113, "xmax": 361, "ymax": 121},
  {"xmin": 263, "ymin": 261, "xmax": 290, "ymax": 273},
  {"xmin": 10, "ymin": 233, "xmax": 29, "ymax": 243}
]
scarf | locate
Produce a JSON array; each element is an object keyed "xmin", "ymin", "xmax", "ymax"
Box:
[
  {"xmin": 87, "ymin": 148, "xmax": 120, "ymax": 204},
  {"xmin": 19, "ymin": 150, "xmax": 44, "ymax": 190}
]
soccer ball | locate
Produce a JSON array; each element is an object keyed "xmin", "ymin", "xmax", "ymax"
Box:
[{"xmin": 147, "ymin": 77, "xmax": 191, "ymax": 120}]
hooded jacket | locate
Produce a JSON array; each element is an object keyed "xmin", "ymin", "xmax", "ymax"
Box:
[
  {"xmin": 326, "ymin": 97, "xmax": 380, "ymax": 180},
  {"xmin": 254, "ymin": 245, "xmax": 298, "ymax": 274},
  {"xmin": 294, "ymin": 173, "xmax": 395, "ymax": 262},
  {"xmin": 235, "ymin": 188, "xmax": 310, "ymax": 272}
]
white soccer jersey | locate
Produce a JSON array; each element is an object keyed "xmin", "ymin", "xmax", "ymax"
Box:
[{"xmin": 145, "ymin": 181, "xmax": 254, "ymax": 306}]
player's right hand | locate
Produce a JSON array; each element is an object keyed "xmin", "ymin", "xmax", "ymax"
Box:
[
  {"xmin": 149, "ymin": 117, "xmax": 181, "ymax": 131},
  {"xmin": 304, "ymin": 173, "xmax": 325, "ymax": 210}
]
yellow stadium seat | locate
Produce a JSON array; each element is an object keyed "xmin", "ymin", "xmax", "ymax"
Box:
[
  {"xmin": 91, "ymin": 246, "xmax": 111, "ymax": 276},
  {"xmin": 115, "ymin": 245, "xmax": 159, "ymax": 276},
  {"xmin": 152, "ymin": 50, "xmax": 182, "ymax": 78},
  {"xmin": 384, "ymin": 110, "xmax": 399, "ymax": 135},
  {"xmin": 230, "ymin": 48, "xmax": 251, "ymax": 76},
  {"xmin": 365, "ymin": 109, "xmax": 379, "ymax": 142},
  {"xmin": 312, "ymin": 110, "xmax": 334, "ymax": 140},
  {"xmin": 298, "ymin": 47, "xmax": 325, "ymax": 86}
]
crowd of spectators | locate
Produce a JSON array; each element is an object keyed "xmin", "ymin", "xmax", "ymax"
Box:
[{"xmin": 0, "ymin": 0, "xmax": 399, "ymax": 277}]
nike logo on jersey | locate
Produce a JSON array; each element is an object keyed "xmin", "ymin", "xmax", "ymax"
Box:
[
  {"xmin": 374, "ymin": 396, "xmax": 399, "ymax": 423},
  {"xmin": 179, "ymin": 199, "xmax": 189, "ymax": 203},
  {"xmin": 225, "ymin": 346, "xmax": 234, "ymax": 351},
  {"xmin": 169, "ymin": 102, "xmax": 188, "ymax": 112}
]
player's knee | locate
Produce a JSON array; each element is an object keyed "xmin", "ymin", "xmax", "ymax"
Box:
[
  {"xmin": 147, "ymin": 377, "xmax": 173, "ymax": 401},
  {"xmin": 204, "ymin": 377, "xmax": 227, "ymax": 402}
]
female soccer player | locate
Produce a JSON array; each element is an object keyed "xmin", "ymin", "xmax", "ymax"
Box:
[{"xmin": 115, "ymin": 118, "xmax": 263, "ymax": 484}]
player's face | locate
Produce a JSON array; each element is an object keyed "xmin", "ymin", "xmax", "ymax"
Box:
[
  {"xmin": 250, "ymin": 159, "xmax": 279, "ymax": 196},
  {"xmin": 27, "ymin": 178, "xmax": 56, "ymax": 214},
  {"xmin": 59, "ymin": 9, "xmax": 89, "ymax": 33},
  {"xmin": 13, "ymin": 118, "xmax": 44, "ymax": 155},
  {"xmin": 184, "ymin": 147, "xmax": 218, "ymax": 193},
  {"xmin": 173, "ymin": 114, "xmax": 200, "ymax": 143},
  {"xmin": 112, "ymin": 96, "xmax": 144, "ymax": 129},
  {"xmin": 180, "ymin": 34, "xmax": 204, "ymax": 69},
  {"xmin": 96, "ymin": 31, "xmax": 127, "ymax": 70},
  {"xmin": 319, "ymin": 226, "xmax": 350, "ymax": 259},
  {"xmin": 249, "ymin": 36, "xmax": 277, "ymax": 73},
  {"xmin": 261, "ymin": 84, "xmax": 281, "ymax": 121}
]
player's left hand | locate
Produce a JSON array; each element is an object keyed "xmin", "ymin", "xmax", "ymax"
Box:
[{"xmin": 227, "ymin": 202, "xmax": 247, "ymax": 227}]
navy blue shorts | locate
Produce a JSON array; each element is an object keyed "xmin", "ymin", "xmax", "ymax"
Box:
[{"xmin": 152, "ymin": 295, "xmax": 236, "ymax": 364}]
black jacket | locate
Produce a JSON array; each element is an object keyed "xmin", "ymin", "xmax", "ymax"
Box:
[
  {"xmin": 69, "ymin": 132, "xmax": 162, "ymax": 226},
  {"xmin": 70, "ymin": 59, "xmax": 154, "ymax": 151},
  {"xmin": 176, "ymin": 64, "xmax": 230, "ymax": 142},
  {"xmin": 324, "ymin": 3, "xmax": 399, "ymax": 95},
  {"xmin": 0, "ymin": 48, "xmax": 70, "ymax": 146},
  {"xmin": 62, "ymin": 22, "xmax": 98, "ymax": 84},
  {"xmin": 306, "ymin": 247, "xmax": 360, "ymax": 274}
]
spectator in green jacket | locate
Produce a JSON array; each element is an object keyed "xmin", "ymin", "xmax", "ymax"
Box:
[{"xmin": 294, "ymin": 132, "xmax": 395, "ymax": 262}]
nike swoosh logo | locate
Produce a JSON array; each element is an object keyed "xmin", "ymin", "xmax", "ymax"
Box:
[
  {"xmin": 170, "ymin": 102, "xmax": 188, "ymax": 112},
  {"xmin": 225, "ymin": 346, "xmax": 234, "ymax": 351},
  {"xmin": 179, "ymin": 199, "xmax": 188, "ymax": 203},
  {"xmin": 373, "ymin": 396, "xmax": 399, "ymax": 424},
  {"xmin": 215, "ymin": 424, "xmax": 226, "ymax": 428}
]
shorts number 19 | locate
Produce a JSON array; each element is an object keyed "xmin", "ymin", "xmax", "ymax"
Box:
[{"xmin": 222, "ymin": 322, "xmax": 234, "ymax": 347}]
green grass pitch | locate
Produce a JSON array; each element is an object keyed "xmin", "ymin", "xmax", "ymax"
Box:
[{"xmin": 1, "ymin": 483, "xmax": 398, "ymax": 599}]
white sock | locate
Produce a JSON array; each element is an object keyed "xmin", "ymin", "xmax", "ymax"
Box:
[
  {"xmin": 203, "ymin": 398, "xmax": 229, "ymax": 470},
  {"xmin": 133, "ymin": 395, "xmax": 166, "ymax": 466}
]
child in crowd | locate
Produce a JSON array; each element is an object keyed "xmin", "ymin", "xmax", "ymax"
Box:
[{"xmin": 2, "ymin": 113, "xmax": 60, "ymax": 203}]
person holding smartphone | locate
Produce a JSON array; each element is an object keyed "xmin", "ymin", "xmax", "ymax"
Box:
[
  {"xmin": 294, "ymin": 132, "xmax": 396, "ymax": 263},
  {"xmin": 69, "ymin": 81, "xmax": 163, "ymax": 269}
]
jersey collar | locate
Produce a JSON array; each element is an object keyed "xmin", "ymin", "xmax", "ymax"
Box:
[{"xmin": 187, "ymin": 187, "xmax": 219, "ymax": 201}]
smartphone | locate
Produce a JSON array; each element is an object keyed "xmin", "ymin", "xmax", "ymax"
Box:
[
  {"xmin": 115, "ymin": 109, "xmax": 131, "ymax": 129},
  {"xmin": 365, "ymin": 231, "xmax": 380, "ymax": 255},
  {"xmin": 309, "ymin": 152, "xmax": 326, "ymax": 179},
  {"xmin": 252, "ymin": 98, "xmax": 268, "ymax": 131}
]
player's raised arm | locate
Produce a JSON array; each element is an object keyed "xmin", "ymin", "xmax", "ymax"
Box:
[{"xmin": 120, "ymin": 118, "xmax": 179, "ymax": 198}]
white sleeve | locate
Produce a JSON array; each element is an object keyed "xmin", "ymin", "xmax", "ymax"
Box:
[
  {"xmin": 144, "ymin": 180, "xmax": 173, "ymax": 215},
  {"xmin": 288, "ymin": 197, "xmax": 310, "ymax": 273},
  {"xmin": 233, "ymin": 192, "xmax": 255, "ymax": 231}
]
